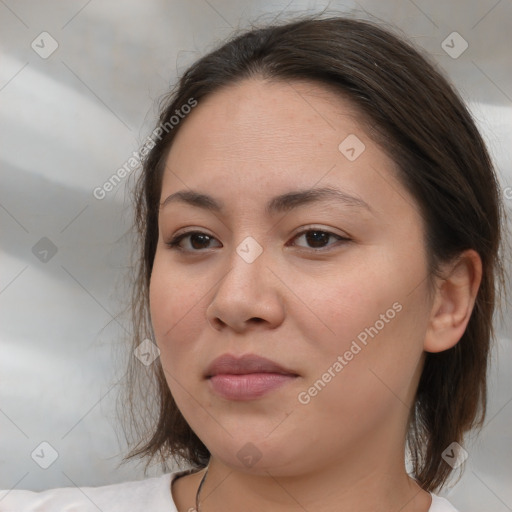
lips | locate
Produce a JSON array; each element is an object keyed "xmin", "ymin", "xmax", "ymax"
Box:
[
  {"xmin": 204, "ymin": 353, "xmax": 297, "ymax": 378},
  {"xmin": 205, "ymin": 353, "xmax": 299, "ymax": 400}
]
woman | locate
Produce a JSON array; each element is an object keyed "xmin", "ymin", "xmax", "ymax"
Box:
[{"xmin": 0, "ymin": 14, "xmax": 506, "ymax": 512}]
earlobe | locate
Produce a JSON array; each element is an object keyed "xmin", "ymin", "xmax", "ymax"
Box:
[{"xmin": 423, "ymin": 250, "xmax": 482, "ymax": 353}]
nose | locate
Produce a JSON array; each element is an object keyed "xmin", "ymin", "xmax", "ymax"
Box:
[{"xmin": 206, "ymin": 242, "xmax": 286, "ymax": 333}]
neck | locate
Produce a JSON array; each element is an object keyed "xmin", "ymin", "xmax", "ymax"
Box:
[{"xmin": 197, "ymin": 448, "xmax": 431, "ymax": 512}]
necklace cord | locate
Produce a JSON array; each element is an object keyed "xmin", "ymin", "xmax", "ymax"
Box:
[{"xmin": 195, "ymin": 466, "xmax": 209, "ymax": 511}]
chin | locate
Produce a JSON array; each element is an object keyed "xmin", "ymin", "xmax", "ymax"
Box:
[{"xmin": 205, "ymin": 435, "xmax": 313, "ymax": 476}]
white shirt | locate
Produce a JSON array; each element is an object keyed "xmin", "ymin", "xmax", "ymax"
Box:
[{"xmin": 0, "ymin": 469, "xmax": 460, "ymax": 511}]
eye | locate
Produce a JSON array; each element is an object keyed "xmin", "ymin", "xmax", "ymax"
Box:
[
  {"xmin": 166, "ymin": 228, "xmax": 349, "ymax": 253},
  {"xmin": 288, "ymin": 228, "xmax": 350, "ymax": 251},
  {"xmin": 166, "ymin": 231, "xmax": 221, "ymax": 251}
]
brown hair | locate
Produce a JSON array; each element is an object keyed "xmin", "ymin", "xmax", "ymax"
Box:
[{"xmin": 118, "ymin": 14, "xmax": 509, "ymax": 491}]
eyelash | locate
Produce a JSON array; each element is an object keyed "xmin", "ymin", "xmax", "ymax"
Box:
[{"xmin": 165, "ymin": 228, "xmax": 350, "ymax": 253}]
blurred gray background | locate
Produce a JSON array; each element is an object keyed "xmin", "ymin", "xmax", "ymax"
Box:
[{"xmin": 0, "ymin": 1, "xmax": 511, "ymax": 511}]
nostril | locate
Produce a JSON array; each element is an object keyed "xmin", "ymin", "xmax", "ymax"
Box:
[{"xmin": 208, "ymin": 317, "xmax": 226, "ymax": 330}]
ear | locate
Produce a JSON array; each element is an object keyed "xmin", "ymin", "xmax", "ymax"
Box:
[{"xmin": 424, "ymin": 249, "xmax": 482, "ymax": 353}]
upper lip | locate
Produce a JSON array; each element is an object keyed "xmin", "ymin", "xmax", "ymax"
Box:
[{"xmin": 205, "ymin": 353, "xmax": 297, "ymax": 378}]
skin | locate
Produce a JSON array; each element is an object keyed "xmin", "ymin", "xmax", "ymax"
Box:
[{"xmin": 149, "ymin": 78, "xmax": 482, "ymax": 512}]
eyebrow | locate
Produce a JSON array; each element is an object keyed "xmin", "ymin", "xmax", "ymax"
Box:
[{"xmin": 159, "ymin": 186, "xmax": 374, "ymax": 216}]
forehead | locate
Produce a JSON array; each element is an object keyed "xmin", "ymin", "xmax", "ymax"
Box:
[
  {"xmin": 168, "ymin": 78, "xmax": 366, "ymax": 164},
  {"xmin": 160, "ymin": 78, "xmax": 419, "ymax": 225}
]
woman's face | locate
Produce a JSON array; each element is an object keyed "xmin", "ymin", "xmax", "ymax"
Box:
[{"xmin": 149, "ymin": 79, "xmax": 435, "ymax": 475}]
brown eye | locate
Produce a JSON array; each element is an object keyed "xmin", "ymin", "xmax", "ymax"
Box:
[
  {"xmin": 291, "ymin": 229, "xmax": 349, "ymax": 250},
  {"xmin": 166, "ymin": 231, "xmax": 221, "ymax": 251}
]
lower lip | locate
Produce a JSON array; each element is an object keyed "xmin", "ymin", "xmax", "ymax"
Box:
[{"xmin": 208, "ymin": 373, "xmax": 297, "ymax": 400}]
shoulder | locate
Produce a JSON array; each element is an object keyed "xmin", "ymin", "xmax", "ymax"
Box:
[
  {"xmin": 429, "ymin": 492, "xmax": 460, "ymax": 512},
  {"xmin": 0, "ymin": 470, "xmax": 188, "ymax": 512}
]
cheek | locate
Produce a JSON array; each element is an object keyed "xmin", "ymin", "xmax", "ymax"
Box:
[
  {"xmin": 293, "ymin": 264, "xmax": 393, "ymax": 355},
  {"xmin": 295, "ymin": 257, "xmax": 428, "ymax": 397},
  {"xmin": 296, "ymin": 297, "xmax": 425, "ymax": 443},
  {"xmin": 149, "ymin": 254, "xmax": 206, "ymax": 366}
]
